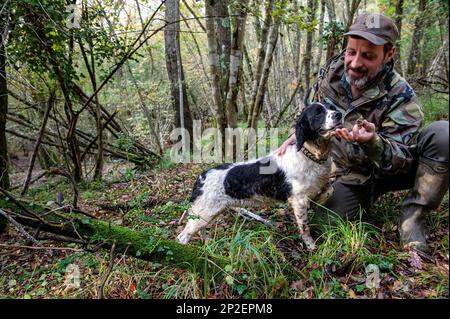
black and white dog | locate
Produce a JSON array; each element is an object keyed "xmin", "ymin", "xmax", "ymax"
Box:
[{"xmin": 177, "ymin": 103, "xmax": 342, "ymax": 250}]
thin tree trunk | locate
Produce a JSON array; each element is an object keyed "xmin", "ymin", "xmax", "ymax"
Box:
[
  {"xmin": 247, "ymin": 0, "xmax": 274, "ymax": 126},
  {"xmin": 0, "ymin": 22, "xmax": 9, "ymax": 190},
  {"xmin": 249, "ymin": 21, "xmax": 280, "ymax": 129},
  {"xmin": 393, "ymin": 0, "xmax": 404, "ymax": 75},
  {"xmin": 313, "ymin": 0, "xmax": 326, "ymax": 76},
  {"xmin": 303, "ymin": 0, "xmax": 318, "ymax": 94},
  {"xmin": 205, "ymin": 0, "xmax": 227, "ymax": 158},
  {"xmin": 225, "ymin": 0, "xmax": 249, "ymax": 128},
  {"xmin": 215, "ymin": 0, "xmax": 231, "ymax": 102},
  {"xmin": 325, "ymin": 0, "xmax": 338, "ymax": 60},
  {"xmin": 407, "ymin": 0, "xmax": 426, "ymax": 76},
  {"xmin": 21, "ymin": 92, "xmax": 55, "ymax": 195},
  {"xmin": 164, "ymin": 0, "xmax": 193, "ymax": 149}
]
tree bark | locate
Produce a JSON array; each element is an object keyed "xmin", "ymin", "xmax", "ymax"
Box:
[
  {"xmin": 407, "ymin": 0, "xmax": 426, "ymax": 76},
  {"xmin": 249, "ymin": 21, "xmax": 280, "ymax": 129},
  {"xmin": 164, "ymin": 0, "xmax": 193, "ymax": 150},
  {"xmin": 325, "ymin": 0, "xmax": 338, "ymax": 61},
  {"xmin": 313, "ymin": 0, "xmax": 326, "ymax": 77},
  {"xmin": 225, "ymin": 0, "xmax": 249, "ymax": 128},
  {"xmin": 0, "ymin": 19, "xmax": 9, "ymax": 191},
  {"xmin": 205, "ymin": 0, "xmax": 227, "ymax": 158},
  {"xmin": 303, "ymin": 0, "xmax": 318, "ymax": 94},
  {"xmin": 247, "ymin": 0, "xmax": 274, "ymax": 126},
  {"xmin": 393, "ymin": 0, "xmax": 404, "ymax": 75}
]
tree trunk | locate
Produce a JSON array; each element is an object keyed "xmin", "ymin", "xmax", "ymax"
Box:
[
  {"xmin": 216, "ymin": 0, "xmax": 231, "ymax": 98},
  {"xmin": 325, "ymin": 0, "xmax": 338, "ymax": 61},
  {"xmin": 407, "ymin": 0, "xmax": 426, "ymax": 76},
  {"xmin": 313, "ymin": 0, "xmax": 326, "ymax": 76},
  {"xmin": 164, "ymin": 0, "xmax": 193, "ymax": 150},
  {"xmin": 249, "ymin": 21, "xmax": 280, "ymax": 129},
  {"xmin": 205, "ymin": 0, "xmax": 227, "ymax": 158},
  {"xmin": 393, "ymin": 0, "xmax": 404, "ymax": 75},
  {"xmin": 0, "ymin": 23, "xmax": 9, "ymax": 191},
  {"xmin": 303, "ymin": 0, "xmax": 318, "ymax": 94},
  {"xmin": 225, "ymin": 0, "xmax": 249, "ymax": 128},
  {"xmin": 247, "ymin": 0, "xmax": 274, "ymax": 126}
]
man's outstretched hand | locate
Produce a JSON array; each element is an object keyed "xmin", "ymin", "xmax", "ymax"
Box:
[
  {"xmin": 277, "ymin": 134, "xmax": 296, "ymax": 156},
  {"xmin": 333, "ymin": 119, "xmax": 376, "ymax": 144}
]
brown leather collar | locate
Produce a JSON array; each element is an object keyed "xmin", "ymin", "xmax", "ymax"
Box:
[{"xmin": 301, "ymin": 146, "xmax": 328, "ymax": 165}]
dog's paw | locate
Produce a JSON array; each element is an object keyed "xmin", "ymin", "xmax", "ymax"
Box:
[
  {"xmin": 176, "ymin": 233, "xmax": 190, "ymax": 245},
  {"xmin": 303, "ymin": 238, "xmax": 316, "ymax": 251}
]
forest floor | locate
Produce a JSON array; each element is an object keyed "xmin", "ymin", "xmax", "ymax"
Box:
[{"xmin": 0, "ymin": 157, "xmax": 448, "ymax": 299}]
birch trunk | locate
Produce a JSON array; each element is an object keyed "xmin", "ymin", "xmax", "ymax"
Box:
[
  {"xmin": 249, "ymin": 22, "xmax": 280, "ymax": 129},
  {"xmin": 313, "ymin": 0, "xmax": 326, "ymax": 76},
  {"xmin": 164, "ymin": 0, "xmax": 193, "ymax": 149},
  {"xmin": 303, "ymin": 0, "xmax": 317, "ymax": 94},
  {"xmin": 225, "ymin": 0, "xmax": 249, "ymax": 128},
  {"xmin": 247, "ymin": 0, "xmax": 274, "ymax": 126},
  {"xmin": 205, "ymin": 0, "xmax": 227, "ymax": 158}
]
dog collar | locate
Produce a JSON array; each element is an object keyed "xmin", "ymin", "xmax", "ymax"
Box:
[{"xmin": 301, "ymin": 146, "xmax": 328, "ymax": 165}]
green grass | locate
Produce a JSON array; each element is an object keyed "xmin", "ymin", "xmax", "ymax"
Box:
[{"xmin": 420, "ymin": 92, "xmax": 449, "ymax": 126}]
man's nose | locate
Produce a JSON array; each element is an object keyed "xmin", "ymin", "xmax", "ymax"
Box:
[{"xmin": 350, "ymin": 54, "xmax": 363, "ymax": 69}]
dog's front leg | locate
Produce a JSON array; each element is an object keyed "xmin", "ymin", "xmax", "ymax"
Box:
[{"xmin": 288, "ymin": 197, "xmax": 316, "ymax": 251}]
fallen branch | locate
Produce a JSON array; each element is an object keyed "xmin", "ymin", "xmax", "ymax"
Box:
[{"xmin": 0, "ymin": 209, "xmax": 39, "ymax": 245}]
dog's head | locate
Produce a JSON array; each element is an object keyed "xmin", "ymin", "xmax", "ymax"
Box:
[{"xmin": 295, "ymin": 102, "xmax": 342, "ymax": 151}]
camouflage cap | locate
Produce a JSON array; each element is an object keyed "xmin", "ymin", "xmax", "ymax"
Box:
[{"xmin": 344, "ymin": 13, "xmax": 399, "ymax": 45}]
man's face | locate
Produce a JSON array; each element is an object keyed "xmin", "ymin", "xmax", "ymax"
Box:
[{"xmin": 344, "ymin": 36, "xmax": 395, "ymax": 89}]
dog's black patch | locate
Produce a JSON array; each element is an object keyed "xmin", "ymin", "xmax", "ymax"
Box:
[
  {"xmin": 190, "ymin": 163, "xmax": 233, "ymax": 202},
  {"xmin": 224, "ymin": 160, "xmax": 292, "ymax": 201}
]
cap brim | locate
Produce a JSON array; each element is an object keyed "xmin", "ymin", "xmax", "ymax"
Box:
[{"xmin": 344, "ymin": 31, "xmax": 388, "ymax": 45}]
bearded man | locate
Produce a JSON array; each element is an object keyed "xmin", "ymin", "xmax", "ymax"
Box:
[{"xmin": 279, "ymin": 13, "xmax": 449, "ymax": 253}]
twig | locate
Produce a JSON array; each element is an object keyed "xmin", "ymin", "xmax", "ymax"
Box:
[
  {"xmin": 0, "ymin": 209, "xmax": 40, "ymax": 245},
  {"xmin": 0, "ymin": 243, "xmax": 83, "ymax": 252},
  {"xmin": 97, "ymin": 243, "xmax": 117, "ymax": 299},
  {"xmin": 234, "ymin": 208, "xmax": 275, "ymax": 228}
]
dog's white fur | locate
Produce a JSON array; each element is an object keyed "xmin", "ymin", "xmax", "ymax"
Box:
[{"xmin": 177, "ymin": 105, "xmax": 341, "ymax": 250}]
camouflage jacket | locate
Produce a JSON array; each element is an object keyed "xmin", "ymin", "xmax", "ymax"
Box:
[{"xmin": 309, "ymin": 51, "xmax": 424, "ymax": 185}]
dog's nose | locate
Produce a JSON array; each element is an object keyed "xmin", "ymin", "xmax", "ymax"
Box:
[{"xmin": 333, "ymin": 112, "xmax": 342, "ymax": 120}]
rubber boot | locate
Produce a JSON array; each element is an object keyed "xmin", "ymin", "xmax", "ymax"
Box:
[{"xmin": 399, "ymin": 159, "xmax": 449, "ymax": 252}]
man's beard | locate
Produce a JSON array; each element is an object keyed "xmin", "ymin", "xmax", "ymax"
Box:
[{"xmin": 344, "ymin": 63, "xmax": 384, "ymax": 89}]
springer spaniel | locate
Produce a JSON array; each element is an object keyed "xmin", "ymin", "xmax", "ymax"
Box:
[{"xmin": 177, "ymin": 102, "xmax": 342, "ymax": 250}]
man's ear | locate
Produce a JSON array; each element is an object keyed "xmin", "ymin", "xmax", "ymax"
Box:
[{"xmin": 384, "ymin": 46, "xmax": 396, "ymax": 64}]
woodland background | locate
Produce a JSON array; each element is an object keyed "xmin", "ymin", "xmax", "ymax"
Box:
[{"xmin": 0, "ymin": 0, "xmax": 448, "ymax": 299}]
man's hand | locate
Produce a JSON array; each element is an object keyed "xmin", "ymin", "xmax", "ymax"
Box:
[
  {"xmin": 278, "ymin": 134, "xmax": 296, "ymax": 156},
  {"xmin": 333, "ymin": 119, "xmax": 376, "ymax": 144}
]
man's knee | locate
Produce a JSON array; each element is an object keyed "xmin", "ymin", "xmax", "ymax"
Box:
[
  {"xmin": 314, "ymin": 181, "xmax": 370, "ymax": 222},
  {"xmin": 417, "ymin": 121, "xmax": 449, "ymax": 164}
]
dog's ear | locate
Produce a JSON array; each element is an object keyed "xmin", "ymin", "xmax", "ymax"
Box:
[{"xmin": 295, "ymin": 113, "xmax": 307, "ymax": 151}]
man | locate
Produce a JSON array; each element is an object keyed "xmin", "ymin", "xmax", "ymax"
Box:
[{"xmin": 278, "ymin": 13, "xmax": 449, "ymax": 252}]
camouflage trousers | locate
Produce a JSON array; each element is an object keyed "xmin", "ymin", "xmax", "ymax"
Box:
[{"xmin": 320, "ymin": 120, "xmax": 449, "ymax": 219}]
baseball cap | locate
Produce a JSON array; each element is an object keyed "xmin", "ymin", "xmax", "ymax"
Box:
[{"xmin": 344, "ymin": 13, "xmax": 399, "ymax": 45}]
